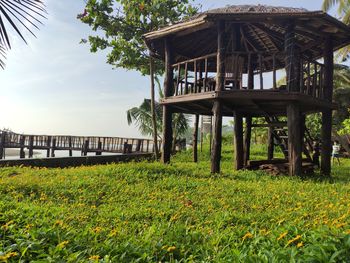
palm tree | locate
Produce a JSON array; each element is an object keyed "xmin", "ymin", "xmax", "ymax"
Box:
[
  {"xmin": 0, "ymin": 0, "xmax": 46, "ymax": 68},
  {"xmin": 322, "ymin": 0, "xmax": 350, "ymax": 60},
  {"xmin": 127, "ymin": 99, "xmax": 189, "ymax": 153}
]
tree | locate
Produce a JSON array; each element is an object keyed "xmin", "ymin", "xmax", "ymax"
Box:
[
  {"xmin": 126, "ymin": 99, "xmax": 189, "ymax": 152},
  {"xmin": 322, "ymin": 0, "xmax": 350, "ymax": 60},
  {"xmin": 78, "ymin": 0, "xmax": 199, "ymax": 157},
  {"xmin": 0, "ymin": 0, "xmax": 46, "ymax": 68}
]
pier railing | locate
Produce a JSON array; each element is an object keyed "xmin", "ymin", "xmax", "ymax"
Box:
[{"xmin": 0, "ymin": 131, "xmax": 160, "ymax": 159}]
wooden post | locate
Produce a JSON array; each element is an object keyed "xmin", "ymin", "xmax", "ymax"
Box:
[
  {"xmin": 193, "ymin": 114, "xmax": 199, "ymax": 163},
  {"xmin": 82, "ymin": 139, "xmax": 89, "ymax": 156},
  {"xmin": 0, "ymin": 132, "xmax": 5, "ymax": 159},
  {"xmin": 267, "ymin": 127, "xmax": 274, "ymax": 160},
  {"xmin": 200, "ymin": 116, "xmax": 203, "ymax": 153},
  {"xmin": 51, "ymin": 138, "xmax": 56, "ymax": 158},
  {"xmin": 136, "ymin": 139, "xmax": 142, "ymax": 152},
  {"xmin": 96, "ymin": 140, "xmax": 102, "ymax": 156},
  {"xmin": 161, "ymin": 37, "xmax": 174, "ymax": 164},
  {"xmin": 29, "ymin": 135, "xmax": 34, "ymax": 158},
  {"xmin": 46, "ymin": 136, "xmax": 51, "ymax": 157},
  {"xmin": 234, "ymin": 111, "xmax": 244, "ymax": 170},
  {"xmin": 244, "ymin": 53, "xmax": 254, "ymax": 167},
  {"xmin": 211, "ymin": 101, "xmax": 223, "ymax": 173},
  {"xmin": 20, "ymin": 135, "xmax": 25, "ymax": 159},
  {"xmin": 244, "ymin": 117, "xmax": 252, "ymax": 167},
  {"xmin": 211, "ymin": 20, "xmax": 226, "ymax": 173},
  {"xmin": 285, "ymin": 22, "xmax": 300, "ymax": 92},
  {"xmin": 68, "ymin": 136, "xmax": 73, "ymax": 157},
  {"xmin": 321, "ymin": 37, "xmax": 334, "ymax": 176},
  {"xmin": 287, "ymin": 103, "xmax": 302, "ymax": 176}
]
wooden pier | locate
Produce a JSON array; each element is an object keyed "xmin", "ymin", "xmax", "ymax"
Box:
[{"xmin": 0, "ymin": 130, "xmax": 159, "ymax": 159}]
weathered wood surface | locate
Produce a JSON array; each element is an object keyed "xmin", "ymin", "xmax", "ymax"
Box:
[{"xmin": 0, "ymin": 130, "xmax": 159, "ymax": 159}]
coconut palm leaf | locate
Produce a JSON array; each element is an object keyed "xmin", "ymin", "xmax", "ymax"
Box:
[{"xmin": 0, "ymin": 0, "xmax": 46, "ymax": 68}]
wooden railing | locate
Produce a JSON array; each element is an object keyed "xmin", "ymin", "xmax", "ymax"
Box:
[
  {"xmin": 0, "ymin": 131, "xmax": 160, "ymax": 159},
  {"xmin": 300, "ymin": 59, "xmax": 325, "ymax": 99},
  {"xmin": 170, "ymin": 52, "xmax": 326, "ymax": 100}
]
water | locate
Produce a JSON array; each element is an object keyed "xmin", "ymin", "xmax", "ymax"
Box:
[{"xmin": 2, "ymin": 149, "xmax": 121, "ymax": 160}]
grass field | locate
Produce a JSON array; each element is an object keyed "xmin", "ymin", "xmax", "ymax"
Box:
[{"xmin": 0, "ymin": 145, "xmax": 349, "ymax": 262}]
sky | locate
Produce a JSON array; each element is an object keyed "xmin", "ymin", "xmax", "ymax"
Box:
[{"xmin": 0, "ymin": 0, "xmax": 330, "ymax": 137}]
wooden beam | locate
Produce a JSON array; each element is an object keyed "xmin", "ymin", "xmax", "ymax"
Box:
[
  {"xmin": 244, "ymin": 117, "xmax": 252, "ymax": 167},
  {"xmin": 285, "ymin": 22, "xmax": 300, "ymax": 92},
  {"xmin": 287, "ymin": 103, "xmax": 302, "ymax": 176},
  {"xmin": 193, "ymin": 114, "xmax": 199, "ymax": 163},
  {"xmin": 234, "ymin": 111, "xmax": 244, "ymax": 170},
  {"xmin": 320, "ymin": 37, "xmax": 334, "ymax": 176},
  {"xmin": 211, "ymin": 21, "xmax": 226, "ymax": 173},
  {"xmin": 211, "ymin": 101, "xmax": 222, "ymax": 173},
  {"xmin": 161, "ymin": 38, "xmax": 174, "ymax": 164},
  {"xmin": 267, "ymin": 127, "xmax": 274, "ymax": 160}
]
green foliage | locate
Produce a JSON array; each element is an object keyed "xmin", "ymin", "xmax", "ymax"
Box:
[
  {"xmin": 306, "ymin": 113, "xmax": 322, "ymax": 139},
  {"xmin": 322, "ymin": 0, "xmax": 350, "ymax": 61},
  {"xmin": 0, "ymin": 146, "xmax": 349, "ymax": 261},
  {"xmin": 339, "ymin": 117, "xmax": 350, "ymax": 135},
  {"xmin": 78, "ymin": 0, "xmax": 199, "ymax": 75},
  {"xmin": 127, "ymin": 99, "xmax": 189, "ymax": 139}
]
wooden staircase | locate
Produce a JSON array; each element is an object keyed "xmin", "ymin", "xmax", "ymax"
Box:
[{"xmin": 264, "ymin": 116, "xmax": 314, "ymax": 161}]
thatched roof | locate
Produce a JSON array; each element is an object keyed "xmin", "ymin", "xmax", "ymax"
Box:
[{"xmin": 144, "ymin": 5, "xmax": 350, "ymax": 70}]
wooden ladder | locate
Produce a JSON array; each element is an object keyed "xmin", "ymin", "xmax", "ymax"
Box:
[{"xmin": 264, "ymin": 116, "xmax": 313, "ymax": 161}]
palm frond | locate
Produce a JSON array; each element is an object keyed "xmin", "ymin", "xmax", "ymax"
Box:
[{"xmin": 0, "ymin": 0, "xmax": 46, "ymax": 67}]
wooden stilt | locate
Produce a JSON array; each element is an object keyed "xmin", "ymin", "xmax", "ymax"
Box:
[
  {"xmin": 287, "ymin": 103, "xmax": 302, "ymax": 176},
  {"xmin": 244, "ymin": 117, "xmax": 252, "ymax": 167},
  {"xmin": 193, "ymin": 114, "xmax": 199, "ymax": 163},
  {"xmin": 244, "ymin": 51, "xmax": 254, "ymax": 167},
  {"xmin": 68, "ymin": 136, "xmax": 73, "ymax": 157},
  {"xmin": 161, "ymin": 37, "xmax": 174, "ymax": 164},
  {"xmin": 0, "ymin": 132, "xmax": 5, "ymax": 159},
  {"xmin": 47, "ymin": 136, "xmax": 51, "ymax": 157},
  {"xmin": 234, "ymin": 111, "xmax": 244, "ymax": 170},
  {"xmin": 211, "ymin": 101, "xmax": 223, "ymax": 173},
  {"xmin": 20, "ymin": 135, "xmax": 25, "ymax": 159},
  {"xmin": 29, "ymin": 135, "xmax": 34, "ymax": 158},
  {"xmin": 210, "ymin": 20, "xmax": 226, "ymax": 173},
  {"xmin": 321, "ymin": 37, "xmax": 334, "ymax": 176},
  {"xmin": 321, "ymin": 110, "xmax": 332, "ymax": 175},
  {"xmin": 267, "ymin": 127, "xmax": 274, "ymax": 160},
  {"xmin": 51, "ymin": 138, "xmax": 56, "ymax": 158}
]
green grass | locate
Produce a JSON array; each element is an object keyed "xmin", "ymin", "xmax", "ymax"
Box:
[{"xmin": 0, "ymin": 145, "xmax": 349, "ymax": 262}]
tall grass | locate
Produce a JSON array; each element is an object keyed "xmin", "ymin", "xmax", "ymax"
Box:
[{"xmin": 0, "ymin": 145, "xmax": 349, "ymax": 262}]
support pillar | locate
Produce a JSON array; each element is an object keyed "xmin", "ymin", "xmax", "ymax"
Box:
[
  {"xmin": 244, "ymin": 117, "xmax": 252, "ymax": 167},
  {"xmin": 210, "ymin": 20, "xmax": 226, "ymax": 173},
  {"xmin": 267, "ymin": 127, "xmax": 274, "ymax": 160},
  {"xmin": 321, "ymin": 37, "xmax": 334, "ymax": 176},
  {"xmin": 234, "ymin": 111, "xmax": 244, "ymax": 170},
  {"xmin": 161, "ymin": 38, "xmax": 174, "ymax": 164},
  {"xmin": 244, "ymin": 53, "xmax": 254, "ymax": 167},
  {"xmin": 285, "ymin": 22, "xmax": 301, "ymax": 92},
  {"xmin": 211, "ymin": 101, "xmax": 222, "ymax": 173},
  {"xmin": 287, "ymin": 103, "xmax": 302, "ymax": 176},
  {"xmin": 193, "ymin": 114, "xmax": 199, "ymax": 163}
]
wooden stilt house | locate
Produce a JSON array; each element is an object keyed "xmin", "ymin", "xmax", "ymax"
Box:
[{"xmin": 143, "ymin": 5, "xmax": 350, "ymax": 176}]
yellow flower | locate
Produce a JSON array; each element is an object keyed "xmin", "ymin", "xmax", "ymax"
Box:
[
  {"xmin": 297, "ymin": 242, "xmax": 304, "ymax": 248},
  {"xmin": 167, "ymin": 246, "xmax": 176, "ymax": 253},
  {"xmin": 0, "ymin": 252, "xmax": 18, "ymax": 261},
  {"xmin": 54, "ymin": 220, "xmax": 64, "ymax": 227},
  {"xmin": 286, "ymin": 235, "xmax": 302, "ymax": 246},
  {"xmin": 1, "ymin": 221, "xmax": 14, "ymax": 231},
  {"xmin": 108, "ymin": 229, "xmax": 118, "ymax": 237},
  {"xmin": 57, "ymin": 240, "xmax": 69, "ymax": 249},
  {"xmin": 89, "ymin": 255, "xmax": 100, "ymax": 261},
  {"xmin": 277, "ymin": 231, "xmax": 288, "ymax": 241},
  {"xmin": 92, "ymin": 227, "xmax": 103, "ymax": 233},
  {"xmin": 242, "ymin": 232, "xmax": 253, "ymax": 241},
  {"xmin": 345, "ymin": 229, "xmax": 350, "ymax": 235}
]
